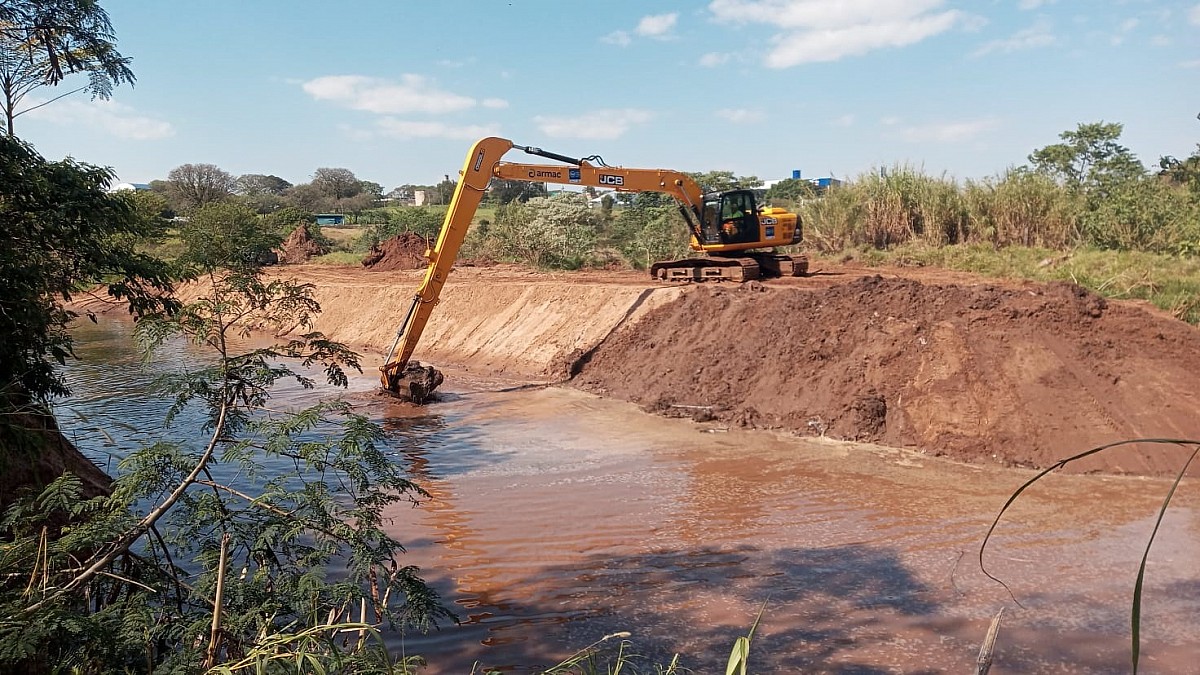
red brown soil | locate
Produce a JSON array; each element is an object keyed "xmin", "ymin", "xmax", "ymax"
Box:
[
  {"xmin": 1, "ymin": 410, "xmax": 112, "ymax": 516},
  {"xmin": 361, "ymin": 233, "xmax": 429, "ymax": 271},
  {"xmin": 573, "ymin": 274, "xmax": 1200, "ymax": 476},
  {"xmin": 277, "ymin": 224, "xmax": 328, "ymax": 264}
]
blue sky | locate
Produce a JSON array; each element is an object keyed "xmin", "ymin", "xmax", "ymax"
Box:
[{"xmin": 15, "ymin": 0, "xmax": 1200, "ymax": 189}]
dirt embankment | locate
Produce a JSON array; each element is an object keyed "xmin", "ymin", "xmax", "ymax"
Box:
[
  {"xmin": 574, "ymin": 275, "xmax": 1200, "ymax": 475},
  {"xmin": 1, "ymin": 410, "xmax": 112, "ymax": 517},
  {"xmin": 78, "ymin": 262, "xmax": 1200, "ymax": 476}
]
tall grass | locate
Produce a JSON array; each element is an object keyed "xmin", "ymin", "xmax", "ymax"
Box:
[
  {"xmin": 800, "ymin": 165, "xmax": 968, "ymax": 251},
  {"xmin": 801, "ymin": 165, "xmax": 1198, "ymax": 255}
]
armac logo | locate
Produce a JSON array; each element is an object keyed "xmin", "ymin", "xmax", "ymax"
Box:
[
  {"xmin": 528, "ymin": 169, "xmax": 563, "ymax": 179},
  {"xmin": 599, "ymin": 174, "xmax": 624, "ymax": 186}
]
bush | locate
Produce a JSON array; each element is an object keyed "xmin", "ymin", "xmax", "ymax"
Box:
[
  {"xmin": 485, "ymin": 194, "xmax": 601, "ymax": 269},
  {"xmin": 1080, "ymin": 176, "xmax": 1200, "ymax": 252},
  {"xmin": 356, "ymin": 207, "xmax": 443, "ymax": 252},
  {"xmin": 610, "ymin": 203, "xmax": 691, "ymax": 269}
]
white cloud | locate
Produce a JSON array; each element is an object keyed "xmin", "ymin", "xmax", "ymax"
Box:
[
  {"xmin": 602, "ymin": 30, "xmax": 632, "ymax": 46},
  {"xmin": 707, "ymin": 0, "xmax": 969, "ymax": 68},
  {"xmin": 716, "ymin": 108, "xmax": 765, "ymax": 124},
  {"xmin": 24, "ymin": 98, "xmax": 174, "ymax": 140},
  {"xmin": 534, "ymin": 109, "xmax": 652, "ymax": 140},
  {"xmin": 1189, "ymin": 4, "xmax": 1200, "ymax": 26},
  {"xmin": 899, "ymin": 118, "xmax": 999, "ymax": 143},
  {"xmin": 482, "ymin": 98, "xmax": 509, "ymax": 109},
  {"xmin": 1150, "ymin": 35, "xmax": 1171, "ymax": 47},
  {"xmin": 972, "ymin": 19, "xmax": 1055, "ymax": 56},
  {"xmin": 1180, "ymin": 59, "xmax": 1200, "ymax": 68},
  {"xmin": 699, "ymin": 51, "xmax": 732, "ymax": 67},
  {"xmin": 301, "ymin": 74, "xmax": 481, "ymax": 114},
  {"xmin": 1018, "ymin": 0, "xmax": 1054, "ymax": 10},
  {"xmin": 832, "ymin": 114, "xmax": 855, "ymax": 127},
  {"xmin": 605, "ymin": 13, "xmax": 679, "ymax": 45},
  {"xmin": 375, "ymin": 118, "xmax": 500, "ymax": 140},
  {"xmin": 636, "ymin": 13, "xmax": 679, "ymax": 38}
]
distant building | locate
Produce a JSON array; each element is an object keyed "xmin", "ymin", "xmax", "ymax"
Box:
[
  {"xmin": 314, "ymin": 214, "xmax": 345, "ymax": 226},
  {"xmin": 413, "ymin": 190, "xmax": 428, "ymax": 206},
  {"xmin": 384, "ymin": 187, "xmax": 414, "ymax": 204},
  {"xmin": 108, "ymin": 182, "xmax": 151, "ymax": 193},
  {"xmin": 761, "ymin": 172, "xmax": 842, "ymax": 193}
]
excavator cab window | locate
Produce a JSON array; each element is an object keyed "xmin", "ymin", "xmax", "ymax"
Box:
[
  {"xmin": 718, "ymin": 190, "xmax": 759, "ymax": 244},
  {"xmin": 701, "ymin": 198, "xmax": 722, "ymax": 244}
]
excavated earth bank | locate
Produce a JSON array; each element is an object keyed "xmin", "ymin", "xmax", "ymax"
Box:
[
  {"xmin": 78, "ymin": 264, "xmax": 1200, "ymax": 476},
  {"xmin": 573, "ymin": 275, "xmax": 1200, "ymax": 475}
]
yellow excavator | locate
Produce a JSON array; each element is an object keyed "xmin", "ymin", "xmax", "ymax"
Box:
[{"xmin": 380, "ymin": 136, "xmax": 808, "ymax": 394}]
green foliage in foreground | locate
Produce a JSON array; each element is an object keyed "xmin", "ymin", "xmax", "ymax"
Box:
[
  {"xmin": 0, "ymin": 134, "xmax": 177, "ymax": 404},
  {"xmin": 1, "ymin": 194, "xmax": 451, "ymax": 672}
]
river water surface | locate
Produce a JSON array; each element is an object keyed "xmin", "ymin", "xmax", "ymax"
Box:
[{"xmin": 61, "ymin": 319, "xmax": 1199, "ymax": 673}]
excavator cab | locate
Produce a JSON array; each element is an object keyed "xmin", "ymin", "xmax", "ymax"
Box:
[{"xmin": 702, "ymin": 190, "xmax": 760, "ymax": 245}]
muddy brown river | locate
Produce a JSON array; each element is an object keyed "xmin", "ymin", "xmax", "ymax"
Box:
[{"xmin": 61, "ymin": 319, "xmax": 1199, "ymax": 673}]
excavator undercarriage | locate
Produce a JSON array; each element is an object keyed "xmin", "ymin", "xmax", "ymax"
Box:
[{"xmin": 649, "ymin": 252, "xmax": 809, "ymax": 282}]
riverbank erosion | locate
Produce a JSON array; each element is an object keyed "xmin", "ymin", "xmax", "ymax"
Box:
[
  {"xmin": 162, "ymin": 263, "xmax": 1200, "ymax": 476},
  {"xmin": 0, "ymin": 408, "xmax": 112, "ymax": 517}
]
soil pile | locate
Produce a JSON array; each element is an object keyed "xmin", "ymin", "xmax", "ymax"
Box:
[
  {"xmin": 575, "ymin": 276, "xmax": 1200, "ymax": 475},
  {"xmin": 362, "ymin": 233, "xmax": 428, "ymax": 271},
  {"xmin": 277, "ymin": 224, "xmax": 328, "ymax": 264}
]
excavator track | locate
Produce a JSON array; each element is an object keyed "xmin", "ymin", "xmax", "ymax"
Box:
[{"xmin": 649, "ymin": 253, "xmax": 808, "ymax": 283}]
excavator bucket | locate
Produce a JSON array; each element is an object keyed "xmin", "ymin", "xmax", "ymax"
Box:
[{"xmin": 381, "ymin": 361, "xmax": 445, "ymax": 404}]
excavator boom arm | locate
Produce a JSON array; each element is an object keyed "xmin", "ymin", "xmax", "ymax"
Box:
[
  {"xmin": 379, "ymin": 136, "xmax": 785, "ymax": 391},
  {"xmin": 380, "ymin": 137, "xmax": 513, "ymax": 390}
]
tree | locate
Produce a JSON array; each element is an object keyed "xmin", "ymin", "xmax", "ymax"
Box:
[
  {"xmin": 1029, "ymin": 122, "xmax": 1145, "ymax": 194},
  {"xmin": 610, "ymin": 199, "xmax": 690, "ymax": 269},
  {"xmin": 283, "ymin": 181, "xmax": 332, "ymax": 213},
  {"xmin": 0, "ymin": 26, "xmax": 132, "ymax": 136},
  {"xmin": 488, "ymin": 178, "xmax": 547, "ymax": 204},
  {"xmin": 0, "ymin": 133, "xmax": 175, "ymax": 405},
  {"xmin": 260, "ymin": 205, "xmax": 314, "ymax": 234},
  {"xmin": 689, "ymin": 170, "xmax": 761, "ymax": 192},
  {"xmin": 233, "ymin": 173, "xmax": 291, "ymax": 196},
  {"xmin": 0, "ymin": 0, "xmax": 132, "ymax": 84},
  {"xmin": 358, "ymin": 179, "xmax": 383, "ymax": 201},
  {"xmin": 1, "ymin": 195, "xmax": 450, "ymax": 670},
  {"xmin": 359, "ymin": 206, "xmax": 442, "ymax": 250},
  {"xmin": 433, "ymin": 176, "xmax": 457, "ymax": 205},
  {"xmin": 234, "ymin": 174, "xmax": 292, "ymax": 214},
  {"xmin": 765, "ymin": 177, "xmax": 816, "ymax": 204},
  {"xmin": 165, "ymin": 162, "xmax": 234, "ymax": 211},
  {"xmin": 178, "ymin": 201, "xmax": 281, "ymax": 273},
  {"xmin": 0, "ymin": 0, "xmax": 134, "ymax": 135},
  {"xmin": 311, "ymin": 167, "xmax": 361, "ymax": 200},
  {"xmin": 487, "ymin": 194, "xmax": 601, "ymax": 268},
  {"xmin": 1159, "ymin": 114, "xmax": 1200, "ymax": 197}
]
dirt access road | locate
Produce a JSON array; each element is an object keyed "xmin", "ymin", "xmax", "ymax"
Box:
[{"xmin": 282, "ymin": 259, "xmax": 1200, "ymax": 477}]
